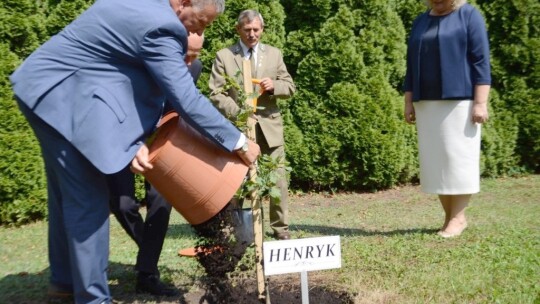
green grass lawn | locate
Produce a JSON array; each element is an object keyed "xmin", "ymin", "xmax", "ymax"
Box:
[{"xmin": 1, "ymin": 175, "xmax": 539, "ymax": 303}]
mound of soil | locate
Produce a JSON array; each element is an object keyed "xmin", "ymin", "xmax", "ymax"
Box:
[
  {"xmin": 185, "ymin": 204, "xmax": 354, "ymax": 303},
  {"xmin": 182, "ymin": 275, "xmax": 354, "ymax": 304}
]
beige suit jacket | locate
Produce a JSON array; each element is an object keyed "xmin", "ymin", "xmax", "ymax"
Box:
[{"xmin": 209, "ymin": 42, "xmax": 295, "ymax": 148}]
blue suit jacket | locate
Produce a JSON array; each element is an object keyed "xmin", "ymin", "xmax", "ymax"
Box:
[
  {"xmin": 403, "ymin": 4, "xmax": 491, "ymax": 101},
  {"xmin": 10, "ymin": 0, "xmax": 241, "ymax": 174}
]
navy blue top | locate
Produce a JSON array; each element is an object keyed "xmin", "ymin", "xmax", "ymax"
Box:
[
  {"xmin": 403, "ymin": 4, "xmax": 491, "ymax": 102},
  {"xmin": 420, "ymin": 15, "xmax": 443, "ymax": 100}
]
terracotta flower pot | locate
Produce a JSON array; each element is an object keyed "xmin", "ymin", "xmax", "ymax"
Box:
[{"xmin": 142, "ymin": 112, "xmax": 249, "ymax": 225}]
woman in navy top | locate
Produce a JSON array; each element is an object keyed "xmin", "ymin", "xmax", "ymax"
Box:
[{"xmin": 403, "ymin": 0, "xmax": 491, "ymax": 238}]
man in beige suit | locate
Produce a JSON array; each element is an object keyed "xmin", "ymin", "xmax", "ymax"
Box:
[{"xmin": 209, "ymin": 9, "xmax": 295, "ymax": 240}]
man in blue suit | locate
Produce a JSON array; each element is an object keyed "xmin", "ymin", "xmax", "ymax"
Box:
[
  {"xmin": 10, "ymin": 0, "xmax": 260, "ymax": 303},
  {"xmin": 107, "ymin": 32, "xmax": 205, "ymax": 297}
]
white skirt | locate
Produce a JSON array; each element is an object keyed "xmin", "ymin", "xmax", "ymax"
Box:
[{"xmin": 414, "ymin": 100, "xmax": 481, "ymax": 194}]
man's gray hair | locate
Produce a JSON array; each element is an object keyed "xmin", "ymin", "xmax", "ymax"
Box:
[
  {"xmin": 425, "ymin": 0, "xmax": 466, "ymax": 10},
  {"xmin": 237, "ymin": 9, "xmax": 265, "ymax": 27},
  {"xmin": 192, "ymin": 0, "xmax": 225, "ymax": 14}
]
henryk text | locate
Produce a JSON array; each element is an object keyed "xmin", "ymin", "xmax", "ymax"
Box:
[{"xmin": 268, "ymin": 243, "xmax": 337, "ymax": 262}]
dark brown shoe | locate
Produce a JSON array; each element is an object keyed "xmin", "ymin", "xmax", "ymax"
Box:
[
  {"xmin": 273, "ymin": 231, "xmax": 291, "ymax": 240},
  {"xmin": 136, "ymin": 273, "xmax": 179, "ymax": 297},
  {"xmin": 47, "ymin": 284, "xmax": 73, "ymax": 304}
]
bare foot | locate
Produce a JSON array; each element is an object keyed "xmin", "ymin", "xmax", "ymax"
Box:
[{"xmin": 438, "ymin": 218, "xmax": 468, "ymax": 238}]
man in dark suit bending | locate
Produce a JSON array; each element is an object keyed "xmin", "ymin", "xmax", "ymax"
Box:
[{"xmin": 107, "ymin": 32, "xmax": 206, "ymax": 297}]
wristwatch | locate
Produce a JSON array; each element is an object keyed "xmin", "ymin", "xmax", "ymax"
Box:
[{"xmin": 240, "ymin": 142, "xmax": 249, "ymax": 153}]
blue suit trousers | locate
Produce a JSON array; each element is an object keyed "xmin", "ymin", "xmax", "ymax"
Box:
[{"xmin": 18, "ymin": 101, "xmax": 112, "ymax": 304}]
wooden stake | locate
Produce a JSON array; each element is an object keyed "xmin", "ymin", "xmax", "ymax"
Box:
[{"xmin": 242, "ymin": 60, "xmax": 267, "ymax": 302}]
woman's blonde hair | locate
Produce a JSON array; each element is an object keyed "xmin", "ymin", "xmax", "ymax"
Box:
[{"xmin": 425, "ymin": 0, "xmax": 467, "ymax": 10}]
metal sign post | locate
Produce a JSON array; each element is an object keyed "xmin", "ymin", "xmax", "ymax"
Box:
[{"xmin": 301, "ymin": 271, "xmax": 309, "ymax": 304}]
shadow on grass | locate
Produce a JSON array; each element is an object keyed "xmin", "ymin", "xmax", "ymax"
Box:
[
  {"xmin": 289, "ymin": 224, "xmax": 439, "ymax": 237},
  {"xmin": 168, "ymin": 220, "xmax": 439, "ymax": 239},
  {"xmin": 0, "ymin": 262, "xmax": 192, "ymax": 304}
]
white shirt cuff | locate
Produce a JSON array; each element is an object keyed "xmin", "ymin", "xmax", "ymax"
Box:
[{"xmin": 234, "ymin": 133, "xmax": 246, "ymax": 150}]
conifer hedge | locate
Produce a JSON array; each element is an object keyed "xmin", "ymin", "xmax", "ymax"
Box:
[{"xmin": 0, "ymin": 0, "xmax": 536, "ymax": 225}]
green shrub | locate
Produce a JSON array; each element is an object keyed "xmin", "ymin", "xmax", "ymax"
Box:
[
  {"xmin": 285, "ymin": 2, "xmax": 417, "ymax": 191},
  {"xmin": 0, "ymin": 104, "xmax": 48, "ymax": 225},
  {"xmin": 477, "ymin": 0, "xmax": 540, "ymax": 172},
  {"xmin": 513, "ymin": 87, "xmax": 540, "ymax": 172},
  {"xmin": 480, "ymin": 89, "xmax": 521, "ymax": 177},
  {"xmin": 286, "ymin": 79, "xmax": 418, "ymax": 191},
  {"xmin": 0, "ymin": 0, "xmax": 93, "ymax": 225},
  {"xmin": 45, "ymin": 0, "xmax": 93, "ymax": 36},
  {"xmin": 1, "ymin": 0, "xmax": 538, "ymax": 225}
]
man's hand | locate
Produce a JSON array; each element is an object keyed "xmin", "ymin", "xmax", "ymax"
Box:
[
  {"xmin": 257, "ymin": 77, "xmax": 274, "ymax": 93},
  {"xmin": 236, "ymin": 139, "xmax": 261, "ymax": 168},
  {"xmin": 130, "ymin": 144, "xmax": 153, "ymax": 174}
]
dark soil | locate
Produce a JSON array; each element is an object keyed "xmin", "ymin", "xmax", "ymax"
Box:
[
  {"xmin": 191, "ymin": 203, "xmax": 251, "ymax": 278},
  {"xmin": 180, "ymin": 275, "xmax": 354, "ymax": 304},
  {"xmin": 183, "ymin": 203, "xmax": 355, "ymax": 304},
  {"xmin": 108, "ymin": 275, "xmax": 354, "ymax": 304}
]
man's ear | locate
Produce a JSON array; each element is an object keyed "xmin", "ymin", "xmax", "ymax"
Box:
[{"xmin": 179, "ymin": 0, "xmax": 191, "ymax": 8}]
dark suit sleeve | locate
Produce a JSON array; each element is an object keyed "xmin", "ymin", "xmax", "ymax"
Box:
[
  {"xmin": 139, "ymin": 28, "xmax": 240, "ymax": 151},
  {"xmin": 188, "ymin": 59, "xmax": 203, "ymax": 84}
]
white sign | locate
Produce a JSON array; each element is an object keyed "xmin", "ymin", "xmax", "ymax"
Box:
[{"xmin": 263, "ymin": 235, "xmax": 341, "ymax": 276}]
